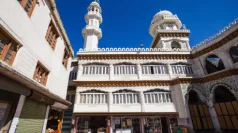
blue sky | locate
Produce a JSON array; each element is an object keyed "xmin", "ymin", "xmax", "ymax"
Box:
[{"xmin": 56, "ymin": 0, "xmax": 237, "ymax": 54}]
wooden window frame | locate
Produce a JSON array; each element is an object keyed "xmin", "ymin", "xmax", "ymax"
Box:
[
  {"xmin": 33, "ymin": 62, "xmax": 49, "ymax": 86},
  {"xmin": 0, "ymin": 30, "xmax": 19, "ymax": 66},
  {"xmin": 45, "ymin": 21, "xmax": 59, "ymax": 50},
  {"xmin": 18, "ymin": 0, "xmax": 37, "ymax": 17},
  {"xmin": 62, "ymin": 49, "xmax": 69, "ymax": 69}
]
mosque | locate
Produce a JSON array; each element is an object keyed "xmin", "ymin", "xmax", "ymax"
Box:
[{"xmin": 64, "ymin": 1, "xmax": 238, "ymax": 133}]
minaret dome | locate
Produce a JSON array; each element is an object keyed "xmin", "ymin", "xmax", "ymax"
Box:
[{"xmin": 149, "ymin": 10, "xmax": 182, "ymax": 37}]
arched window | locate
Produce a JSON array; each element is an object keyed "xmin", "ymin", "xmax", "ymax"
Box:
[
  {"xmin": 113, "ymin": 90, "xmax": 139, "ymax": 104},
  {"xmin": 141, "ymin": 63, "xmax": 168, "ymax": 75},
  {"xmin": 80, "ymin": 90, "xmax": 108, "ymax": 104},
  {"xmin": 144, "ymin": 89, "xmax": 172, "ymax": 104},
  {"xmin": 205, "ymin": 55, "xmax": 225, "ymax": 74},
  {"xmin": 83, "ymin": 63, "xmax": 109, "ymax": 75},
  {"xmin": 214, "ymin": 86, "xmax": 236, "ymax": 103},
  {"xmin": 171, "ymin": 63, "xmax": 193, "ymax": 75},
  {"xmin": 114, "ymin": 63, "xmax": 137, "ymax": 75},
  {"xmin": 229, "ymin": 46, "xmax": 238, "ymax": 63},
  {"xmin": 171, "ymin": 41, "xmax": 181, "ymax": 49},
  {"xmin": 188, "ymin": 90, "xmax": 203, "ymax": 104}
]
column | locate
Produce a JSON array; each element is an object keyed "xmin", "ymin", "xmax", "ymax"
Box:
[
  {"xmin": 42, "ymin": 105, "xmax": 50, "ymax": 133},
  {"xmin": 207, "ymin": 99, "xmax": 221, "ymax": 133},
  {"xmin": 73, "ymin": 117, "xmax": 79, "ymax": 133},
  {"xmin": 75, "ymin": 91, "xmax": 80, "ymax": 104},
  {"xmin": 110, "ymin": 116, "xmax": 113, "ymax": 133},
  {"xmin": 137, "ymin": 63, "xmax": 142, "ymax": 79},
  {"xmin": 109, "ymin": 64, "xmax": 114, "ymax": 80},
  {"xmin": 167, "ymin": 63, "xmax": 173, "ymax": 79},
  {"xmin": 8, "ymin": 95, "xmax": 26, "ymax": 133},
  {"xmin": 140, "ymin": 117, "xmax": 145, "ymax": 133},
  {"xmin": 140, "ymin": 91, "xmax": 145, "ymax": 112},
  {"xmin": 108, "ymin": 92, "xmax": 113, "ymax": 112}
]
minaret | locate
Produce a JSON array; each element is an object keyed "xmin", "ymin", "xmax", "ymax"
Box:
[
  {"xmin": 82, "ymin": 0, "xmax": 102, "ymax": 50},
  {"xmin": 149, "ymin": 10, "xmax": 190, "ymax": 49}
]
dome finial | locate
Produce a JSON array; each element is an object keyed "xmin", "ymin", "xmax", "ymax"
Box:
[{"xmin": 95, "ymin": 0, "xmax": 100, "ymax": 4}]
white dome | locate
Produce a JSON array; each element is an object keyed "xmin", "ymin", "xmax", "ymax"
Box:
[{"xmin": 153, "ymin": 10, "xmax": 173, "ymax": 18}]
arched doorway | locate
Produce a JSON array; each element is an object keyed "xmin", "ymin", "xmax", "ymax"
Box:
[
  {"xmin": 205, "ymin": 55, "xmax": 225, "ymax": 74},
  {"xmin": 188, "ymin": 90, "xmax": 214, "ymax": 132},
  {"xmin": 214, "ymin": 86, "xmax": 238, "ymax": 132}
]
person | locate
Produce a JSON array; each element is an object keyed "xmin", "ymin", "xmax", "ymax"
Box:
[{"xmin": 176, "ymin": 127, "xmax": 182, "ymax": 133}]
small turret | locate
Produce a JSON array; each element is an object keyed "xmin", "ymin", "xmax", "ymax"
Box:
[{"xmin": 149, "ymin": 10, "xmax": 190, "ymax": 49}]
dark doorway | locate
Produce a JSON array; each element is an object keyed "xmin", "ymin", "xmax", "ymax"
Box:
[
  {"xmin": 188, "ymin": 90, "xmax": 214, "ymax": 132},
  {"xmin": 89, "ymin": 116, "xmax": 107, "ymax": 133},
  {"xmin": 214, "ymin": 86, "xmax": 238, "ymax": 133},
  {"xmin": 161, "ymin": 117, "xmax": 169, "ymax": 133}
]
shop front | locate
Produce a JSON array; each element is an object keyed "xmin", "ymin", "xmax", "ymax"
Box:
[
  {"xmin": 46, "ymin": 109, "xmax": 64, "ymax": 133},
  {"xmin": 0, "ymin": 89, "xmax": 20, "ymax": 133},
  {"xmin": 74, "ymin": 113, "xmax": 179, "ymax": 133}
]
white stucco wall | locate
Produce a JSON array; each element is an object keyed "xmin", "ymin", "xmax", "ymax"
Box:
[
  {"xmin": 73, "ymin": 86, "xmax": 183, "ymax": 115},
  {"xmin": 0, "ymin": 0, "xmax": 72, "ymax": 99},
  {"xmin": 76, "ymin": 59, "xmax": 195, "ymax": 81}
]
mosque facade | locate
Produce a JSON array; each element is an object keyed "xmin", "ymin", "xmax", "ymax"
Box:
[{"xmin": 65, "ymin": 1, "xmax": 238, "ymax": 133}]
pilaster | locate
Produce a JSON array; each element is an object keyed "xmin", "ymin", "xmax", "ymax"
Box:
[
  {"xmin": 75, "ymin": 91, "xmax": 80, "ymax": 104},
  {"xmin": 139, "ymin": 91, "xmax": 145, "ymax": 112},
  {"xmin": 77, "ymin": 63, "xmax": 83, "ymax": 79},
  {"xmin": 108, "ymin": 92, "xmax": 113, "ymax": 112},
  {"xmin": 136, "ymin": 63, "xmax": 142, "ymax": 79},
  {"xmin": 109, "ymin": 64, "xmax": 114, "ymax": 80},
  {"xmin": 167, "ymin": 63, "xmax": 173, "ymax": 79}
]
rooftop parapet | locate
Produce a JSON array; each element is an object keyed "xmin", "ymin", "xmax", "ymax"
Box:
[
  {"xmin": 192, "ymin": 18, "xmax": 238, "ymax": 51},
  {"xmin": 77, "ymin": 48, "xmax": 191, "ymax": 53}
]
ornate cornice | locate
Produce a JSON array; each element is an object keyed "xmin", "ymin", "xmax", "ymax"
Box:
[
  {"xmin": 74, "ymin": 79, "xmax": 196, "ymax": 87},
  {"xmin": 151, "ymin": 32, "xmax": 190, "ymax": 48},
  {"xmin": 192, "ymin": 29, "xmax": 238, "ymax": 58},
  {"xmin": 78, "ymin": 54, "xmax": 191, "ymax": 60},
  {"xmin": 74, "ymin": 68, "xmax": 238, "ymax": 87}
]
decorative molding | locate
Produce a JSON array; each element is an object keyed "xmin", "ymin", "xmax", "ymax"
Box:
[
  {"xmin": 77, "ymin": 54, "xmax": 191, "ymax": 60},
  {"xmin": 151, "ymin": 32, "xmax": 190, "ymax": 48},
  {"xmin": 192, "ymin": 29, "xmax": 238, "ymax": 58},
  {"xmin": 192, "ymin": 18, "xmax": 238, "ymax": 49},
  {"xmin": 74, "ymin": 78, "xmax": 196, "ymax": 87},
  {"xmin": 185, "ymin": 76, "xmax": 238, "ymax": 104},
  {"xmin": 78, "ymin": 48, "xmax": 191, "ymax": 52},
  {"xmin": 74, "ymin": 68, "xmax": 238, "ymax": 87}
]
